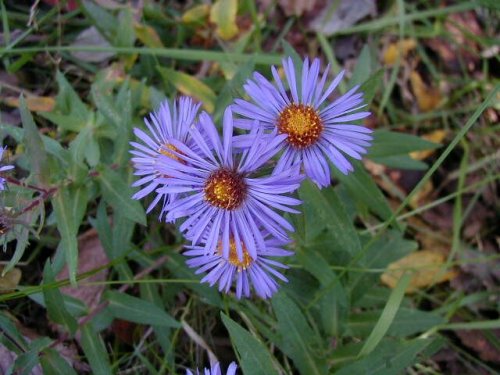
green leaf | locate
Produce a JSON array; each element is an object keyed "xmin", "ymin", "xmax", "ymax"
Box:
[
  {"xmin": 350, "ymin": 231, "xmax": 417, "ymax": 302},
  {"xmin": 80, "ymin": 323, "xmax": 112, "ymax": 375},
  {"xmin": 158, "ymin": 67, "xmax": 216, "ymax": 112},
  {"xmin": 80, "ymin": 0, "xmax": 116, "ymax": 39},
  {"xmin": 334, "ymin": 338, "xmax": 435, "ymax": 375},
  {"xmin": 359, "ymin": 69, "xmax": 383, "ymax": 105},
  {"xmin": 299, "ymin": 181, "xmax": 361, "ymax": 255},
  {"xmin": 114, "ymin": 8, "xmax": 136, "ymax": 48},
  {"xmin": 19, "ymin": 95, "xmax": 49, "ymax": 185},
  {"xmin": 297, "ymin": 250, "xmax": 348, "ymax": 336},
  {"xmin": 3, "ymin": 225, "xmax": 29, "ymax": 274},
  {"xmin": 332, "ymin": 162, "xmax": 394, "ymax": 224},
  {"xmin": 213, "ymin": 58, "xmax": 255, "ymax": 123},
  {"xmin": 368, "ymin": 130, "xmax": 440, "ymax": 158},
  {"xmin": 358, "ymin": 272, "xmax": 412, "ymax": 357},
  {"xmin": 105, "ymin": 291, "xmax": 180, "ymax": 328},
  {"xmin": 166, "ymin": 253, "xmax": 223, "ymax": 308},
  {"xmin": 40, "ymin": 348, "xmax": 77, "ymax": 375},
  {"xmin": 52, "ymin": 187, "xmax": 79, "ymax": 285},
  {"xmin": 349, "ymin": 45, "xmax": 373, "ymax": 87},
  {"xmin": 55, "ymin": 70, "xmax": 89, "ymax": 122},
  {"xmin": 370, "ymin": 155, "xmax": 428, "ymax": 170},
  {"xmin": 221, "ymin": 313, "xmax": 279, "ymax": 375},
  {"xmin": 348, "ymin": 308, "xmax": 444, "ymax": 338},
  {"xmin": 97, "ymin": 165, "xmax": 146, "ymax": 225},
  {"xmin": 42, "ymin": 261, "xmax": 78, "ymax": 335},
  {"xmin": 14, "ymin": 337, "xmax": 52, "ymax": 375},
  {"xmin": 272, "ymin": 293, "xmax": 327, "ymax": 375}
]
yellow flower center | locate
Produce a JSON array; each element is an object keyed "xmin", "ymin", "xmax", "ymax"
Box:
[
  {"xmin": 204, "ymin": 169, "xmax": 247, "ymax": 210},
  {"xmin": 158, "ymin": 143, "xmax": 183, "ymax": 162},
  {"xmin": 219, "ymin": 238, "xmax": 254, "ymax": 270},
  {"xmin": 277, "ymin": 104, "xmax": 323, "ymax": 149}
]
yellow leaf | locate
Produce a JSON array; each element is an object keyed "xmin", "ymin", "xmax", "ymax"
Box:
[
  {"xmin": 158, "ymin": 67, "xmax": 216, "ymax": 113},
  {"xmin": 4, "ymin": 96, "xmax": 55, "ymax": 112},
  {"xmin": 410, "ymin": 71, "xmax": 443, "ymax": 112},
  {"xmin": 210, "ymin": 0, "xmax": 239, "ymax": 40},
  {"xmin": 134, "ymin": 22, "xmax": 164, "ymax": 48},
  {"xmin": 0, "ymin": 266, "xmax": 21, "ymax": 293},
  {"xmin": 182, "ymin": 4, "xmax": 210, "ymax": 23},
  {"xmin": 381, "ymin": 250, "xmax": 457, "ymax": 293},
  {"xmin": 410, "ymin": 130, "xmax": 447, "ymax": 160},
  {"xmin": 383, "ymin": 39, "xmax": 417, "ymax": 65}
]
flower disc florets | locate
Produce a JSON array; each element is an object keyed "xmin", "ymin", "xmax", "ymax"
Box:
[
  {"xmin": 204, "ymin": 168, "xmax": 247, "ymax": 210},
  {"xmin": 277, "ymin": 104, "xmax": 323, "ymax": 149}
]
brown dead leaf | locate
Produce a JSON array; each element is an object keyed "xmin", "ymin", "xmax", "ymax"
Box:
[
  {"xmin": 57, "ymin": 229, "xmax": 109, "ymax": 312},
  {"xmin": 427, "ymin": 11, "xmax": 482, "ymax": 73},
  {"xmin": 4, "ymin": 96, "xmax": 55, "ymax": 112},
  {"xmin": 381, "ymin": 250, "xmax": 457, "ymax": 293},
  {"xmin": 278, "ymin": 0, "xmax": 317, "ymax": 16},
  {"xmin": 383, "ymin": 39, "xmax": 417, "ymax": 66},
  {"xmin": 410, "ymin": 71, "xmax": 443, "ymax": 112},
  {"xmin": 455, "ymin": 329, "xmax": 500, "ymax": 364},
  {"xmin": 0, "ymin": 266, "xmax": 21, "ymax": 293}
]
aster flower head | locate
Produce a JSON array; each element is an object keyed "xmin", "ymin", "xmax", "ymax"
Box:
[
  {"xmin": 156, "ymin": 107, "xmax": 303, "ymax": 260},
  {"xmin": 185, "ymin": 228, "xmax": 292, "ymax": 299},
  {"xmin": 186, "ymin": 362, "xmax": 238, "ymax": 375},
  {"xmin": 129, "ymin": 96, "xmax": 201, "ymax": 216},
  {"xmin": 0, "ymin": 147, "xmax": 14, "ymax": 191},
  {"xmin": 233, "ymin": 57, "xmax": 373, "ymax": 188}
]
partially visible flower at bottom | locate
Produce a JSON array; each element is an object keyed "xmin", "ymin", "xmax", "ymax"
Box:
[
  {"xmin": 0, "ymin": 147, "xmax": 14, "ymax": 191},
  {"xmin": 186, "ymin": 361, "xmax": 238, "ymax": 375},
  {"xmin": 184, "ymin": 229, "xmax": 292, "ymax": 299}
]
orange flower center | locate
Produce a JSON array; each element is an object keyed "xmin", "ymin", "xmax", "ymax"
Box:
[
  {"xmin": 204, "ymin": 169, "xmax": 247, "ymax": 210},
  {"xmin": 219, "ymin": 238, "xmax": 254, "ymax": 270},
  {"xmin": 277, "ymin": 104, "xmax": 323, "ymax": 149}
]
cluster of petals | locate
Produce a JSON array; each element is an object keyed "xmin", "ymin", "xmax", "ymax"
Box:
[
  {"xmin": 0, "ymin": 147, "xmax": 14, "ymax": 191},
  {"xmin": 130, "ymin": 57, "xmax": 373, "ymax": 299},
  {"xmin": 186, "ymin": 361, "xmax": 238, "ymax": 375}
]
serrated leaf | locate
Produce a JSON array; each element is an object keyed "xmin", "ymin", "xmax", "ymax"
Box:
[
  {"xmin": 272, "ymin": 293, "xmax": 327, "ymax": 375},
  {"xmin": 42, "ymin": 262, "xmax": 78, "ymax": 335},
  {"xmin": 210, "ymin": 0, "xmax": 239, "ymax": 40},
  {"xmin": 97, "ymin": 165, "xmax": 146, "ymax": 225},
  {"xmin": 19, "ymin": 95, "xmax": 49, "ymax": 185},
  {"xmin": 157, "ymin": 67, "xmax": 216, "ymax": 112},
  {"xmin": 52, "ymin": 188, "xmax": 79, "ymax": 285},
  {"xmin": 221, "ymin": 313, "xmax": 279, "ymax": 375},
  {"xmin": 80, "ymin": 323, "xmax": 112, "ymax": 375},
  {"xmin": 3, "ymin": 225, "xmax": 29, "ymax": 274},
  {"xmin": 40, "ymin": 348, "xmax": 77, "ymax": 375},
  {"xmin": 105, "ymin": 291, "xmax": 180, "ymax": 328}
]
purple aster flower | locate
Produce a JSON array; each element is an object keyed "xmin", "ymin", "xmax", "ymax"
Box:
[
  {"xmin": 129, "ymin": 96, "xmax": 201, "ymax": 216},
  {"xmin": 0, "ymin": 147, "xmax": 14, "ymax": 191},
  {"xmin": 232, "ymin": 57, "xmax": 373, "ymax": 188},
  {"xmin": 156, "ymin": 107, "xmax": 303, "ymax": 260},
  {"xmin": 185, "ymin": 228, "xmax": 292, "ymax": 299},
  {"xmin": 186, "ymin": 362, "xmax": 238, "ymax": 375}
]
